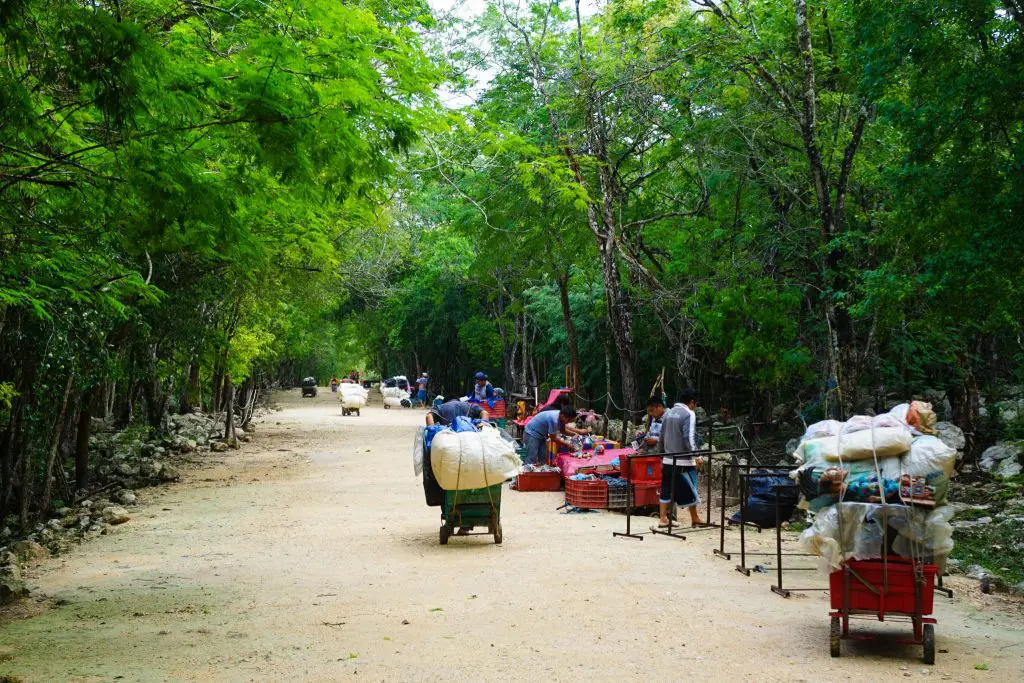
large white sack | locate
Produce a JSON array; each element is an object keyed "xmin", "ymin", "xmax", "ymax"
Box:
[
  {"xmin": 383, "ymin": 396, "xmax": 404, "ymax": 408},
  {"xmin": 340, "ymin": 383, "xmax": 366, "ymax": 395},
  {"xmin": 430, "ymin": 428, "xmax": 522, "ymax": 491},
  {"xmin": 798, "ymin": 426, "xmax": 912, "ymax": 462},
  {"xmin": 381, "ymin": 386, "xmax": 410, "ymax": 400},
  {"xmin": 342, "ymin": 394, "xmax": 367, "ymax": 409}
]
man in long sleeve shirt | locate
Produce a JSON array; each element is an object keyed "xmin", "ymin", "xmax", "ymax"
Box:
[{"xmin": 656, "ymin": 387, "xmax": 704, "ymax": 527}]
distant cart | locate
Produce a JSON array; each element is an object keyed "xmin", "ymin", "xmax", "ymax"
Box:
[{"xmin": 439, "ymin": 485, "xmax": 503, "ymax": 545}]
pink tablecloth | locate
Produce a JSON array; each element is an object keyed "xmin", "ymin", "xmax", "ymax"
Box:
[{"xmin": 555, "ymin": 448, "xmax": 637, "ymax": 478}]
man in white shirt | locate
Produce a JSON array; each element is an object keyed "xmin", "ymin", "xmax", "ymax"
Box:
[{"xmin": 656, "ymin": 388, "xmax": 704, "ymax": 528}]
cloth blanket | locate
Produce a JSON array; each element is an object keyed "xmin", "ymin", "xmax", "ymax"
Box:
[{"xmin": 555, "ymin": 448, "xmax": 636, "ymax": 478}]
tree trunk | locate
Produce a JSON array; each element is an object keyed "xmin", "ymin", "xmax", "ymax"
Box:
[
  {"xmin": 556, "ymin": 272, "xmax": 581, "ymax": 405},
  {"xmin": 40, "ymin": 372, "xmax": 76, "ymax": 518},
  {"xmin": 76, "ymin": 387, "xmax": 93, "ymax": 491},
  {"xmin": 223, "ymin": 373, "xmax": 236, "ymax": 443}
]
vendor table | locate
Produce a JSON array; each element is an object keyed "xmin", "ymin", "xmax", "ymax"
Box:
[{"xmin": 555, "ymin": 447, "xmax": 636, "ymax": 478}]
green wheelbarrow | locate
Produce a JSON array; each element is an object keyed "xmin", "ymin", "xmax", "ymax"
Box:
[{"xmin": 439, "ymin": 484, "xmax": 503, "ymax": 545}]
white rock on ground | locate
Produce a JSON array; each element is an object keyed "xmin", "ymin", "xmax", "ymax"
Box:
[
  {"xmin": 978, "ymin": 442, "xmax": 1023, "ymax": 474},
  {"xmin": 101, "ymin": 506, "xmax": 131, "ymax": 525}
]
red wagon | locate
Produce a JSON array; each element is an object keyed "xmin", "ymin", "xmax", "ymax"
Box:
[{"xmin": 829, "ymin": 557, "xmax": 938, "ymax": 664}]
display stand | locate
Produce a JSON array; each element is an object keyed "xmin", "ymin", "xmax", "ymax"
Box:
[{"xmin": 614, "ymin": 448, "xmax": 752, "ymax": 541}]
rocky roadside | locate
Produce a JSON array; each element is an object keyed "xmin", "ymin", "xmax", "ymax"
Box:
[{"xmin": 1, "ymin": 411, "xmax": 266, "ymax": 604}]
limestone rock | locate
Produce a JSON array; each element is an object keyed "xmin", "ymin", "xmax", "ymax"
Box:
[
  {"xmin": 159, "ymin": 464, "xmax": 181, "ymax": 482},
  {"xmin": 102, "ymin": 506, "xmax": 131, "ymax": 525},
  {"xmin": 210, "ymin": 441, "xmax": 229, "ymax": 453},
  {"xmin": 965, "ymin": 564, "xmax": 991, "ymax": 581},
  {"xmin": 934, "ymin": 422, "xmax": 966, "ymax": 452},
  {"xmin": 979, "ymin": 442, "xmax": 1023, "ymax": 474},
  {"xmin": 0, "ymin": 564, "xmax": 27, "ymax": 603},
  {"xmin": 11, "ymin": 540, "xmax": 48, "ymax": 562},
  {"xmin": 114, "ymin": 490, "xmax": 138, "ymax": 506}
]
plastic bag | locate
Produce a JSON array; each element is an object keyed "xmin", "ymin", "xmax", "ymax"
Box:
[
  {"xmin": 413, "ymin": 427, "xmax": 425, "ymax": 476},
  {"xmin": 890, "ymin": 505, "xmax": 955, "ymax": 560},
  {"xmin": 798, "ymin": 425, "xmax": 912, "ymax": 462}
]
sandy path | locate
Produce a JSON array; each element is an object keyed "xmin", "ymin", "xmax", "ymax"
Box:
[{"xmin": 2, "ymin": 391, "xmax": 1022, "ymax": 682}]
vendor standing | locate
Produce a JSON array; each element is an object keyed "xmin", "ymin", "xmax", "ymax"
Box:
[
  {"xmin": 425, "ymin": 398, "xmax": 487, "ymax": 426},
  {"xmin": 657, "ymin": 388, "xmax": 704, "ymax": 528},
  {"xmin": 469, "ymin": 372, "xmax": 495, "ymax": 403},
  {"xmin": 640, "ymin": 396, "xmax": 666, "ymax": 452},
  {"xmin": 523, "ymin": 406, "xmax": 577, "ymax": 466}
]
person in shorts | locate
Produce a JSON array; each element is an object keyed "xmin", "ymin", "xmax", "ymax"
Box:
[{"xmin": 657, "ymin": 388, "xmax": 705, "ymax": 528}]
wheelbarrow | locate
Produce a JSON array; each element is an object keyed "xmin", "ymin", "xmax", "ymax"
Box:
[{"xmin": 439, "ymin": 484, "xmax": 503, "ymax": 545}]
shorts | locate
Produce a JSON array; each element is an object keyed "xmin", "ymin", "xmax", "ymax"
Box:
[
  {"xmin": 660, "ymin": 464, "xmax": 700, "ymax": 507},
  {"xmin": 417, "ymin": 389, "xmax": 427, "ymax": 403}
]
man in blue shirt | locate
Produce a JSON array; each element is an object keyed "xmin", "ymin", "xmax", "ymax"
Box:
[
  {"xmin": 425, "ymin": 399, "xmax": 487, "ymax": 426},
  {"xmin": 523, "ymin": 406, "xmax": 577, "ymax": 466}
]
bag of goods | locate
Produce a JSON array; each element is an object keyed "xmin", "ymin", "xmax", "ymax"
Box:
[
  {"xmin": 381, "ymin": 385, "xmax": 410, "ymax": 400},
  {"xmin": 383, "ymin": 396, "xmax": 404, "ymax": 408},
  {"xmin": 800, "ymin": 501, "xmax": 954, "ymax": 571},
  {"xmin": 889, "ymin": 401, "xmax": 937, "ymax": 435},
  {"xmin": 430, "ymin": 426, "xmax": 522, "ymax": 491},
  {"xmin": 896, "ymin": 435, "xmax": 956, "ymax": 507},
  {"xmin": 795, "ymin": 415, "xmax": 913, "ymax": 463},
  {"xmin": 792, "ymin": 434, "xmax": 956, "ymax": 510},
  {"xmin": 792, "ymin": 457, "xmax": 903, "ymax": 511},
  {"xmin": 340, "ymin": 384, "xmax": 368, "ymax": 408}
]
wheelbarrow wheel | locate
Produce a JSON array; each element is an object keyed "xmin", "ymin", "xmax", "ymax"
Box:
[
  {"xmin": 829, "ymin": 617, "xmax": 841, "ymax": 658},
  {"xmin": 493, "ymin": 523, "xmax": 503, "ymax": 545},
  {"xmin": 439, "ymin": 524, "xmax": 451, "ymax": 545},
  {"xmin": 923, "ymin": 624, "xmax": 935, "ymax": 665},
  {"xmin": 354, "ymin": 409, "xmax": 360, "ymax": 416}
]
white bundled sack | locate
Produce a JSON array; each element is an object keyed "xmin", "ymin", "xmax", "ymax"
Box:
[
  {"xmin": 340, "ymin": 384, "xmax": 368, "ymax": 408},
  {"xmin": 430, "ymin": 426, "xmax": 522, "ymax": 491},
  {"xmin": 381, "ymin": 386, "xmax": 410, "ymax": 400},
  {"xmin": 342, "ymin": 394, "xmax": 367, "ymax": 409},
  {"xmin": 383, "ymin": 396, "xmax": 404, "ymax": 408},
  {"xmin": 796, "ymin": 415, "xmax": 913, "ymax": 463}
]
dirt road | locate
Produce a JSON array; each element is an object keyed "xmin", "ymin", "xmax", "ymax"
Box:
[{"xmin": 2, "ymin": 391, "xmax": 1022, "ymax": 682}]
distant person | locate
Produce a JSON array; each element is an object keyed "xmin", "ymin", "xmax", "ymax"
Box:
[
  {"xmin": 425, "ymin": 399, "xmax": 487, "ymax": 426},
  {"xmin": 416, "ymin": 373, "xmax": 429, "ymax": 407},
  {"xmin": 657, "ymin": 388, "xmax": 704, "ymax": 528},
  {"xmin": 523, "ymin": 406, "xmax": 577, "ymax": 466},
  {"xmin": 640, "ymin": 396, "xmax": 666, "ymax": 452},
  {"xmin": 330, "ymin": 376, "xmax": 340, "ymax": 392},
  {"xmin": 469, "ymin": 372, "xmax": 495, "ymax": 405}
]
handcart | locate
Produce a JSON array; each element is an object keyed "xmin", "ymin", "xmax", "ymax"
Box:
[
  {"xmin": 829, "ymin": 556, "xmax": 938, "ymax": 664},
  {"xmin": 439, "ymin": 484, "xmax": 503, "ymax": 545},
  {"xmin": 341, "ymin": 405, "xmax": 360, "ymax": 417}
]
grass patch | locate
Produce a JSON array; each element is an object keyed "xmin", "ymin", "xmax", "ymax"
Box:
[{"xmin": 949, "ymin": 476, "xmax": 1024, "ymax": 588}]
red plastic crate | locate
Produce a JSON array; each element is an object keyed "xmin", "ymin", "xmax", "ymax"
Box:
[
  {"xmin": 565, "ymin": 478, "xmax": 608, "ymax": 509},
  {"xmin": 516, "ymin": 471, "xmax": 562, "ymax": 492},
  {"xmin": 632, "ymin": 482, "xmax": 661, "ymax": 507},
  {"xmin": 627, "ymin": 456, "xmax": 662, "ymax": 483},
  {"xmin": 487, "ymin": 399, "xmax": 506, "ymax": 418},
  {"xmin": 829, "ymin": 559, "xmax": 937, "ymax": 615}
]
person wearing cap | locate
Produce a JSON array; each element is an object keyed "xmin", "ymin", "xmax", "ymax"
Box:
[
  {"xmin": 425, "ymin": 399, "xmax": 488, "ymax": 426},
  {"xmin": 470, "ymin": 372, "xmax": 495, "ymax": 404},
  {"xmin": 415, "ymin": 372, "xmax": 429, "ymax": 407}
]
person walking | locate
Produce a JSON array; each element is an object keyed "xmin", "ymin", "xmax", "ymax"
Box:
[{"xmin": 657, "ymin": 388, "xmax": 705, "ymax": 528}]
